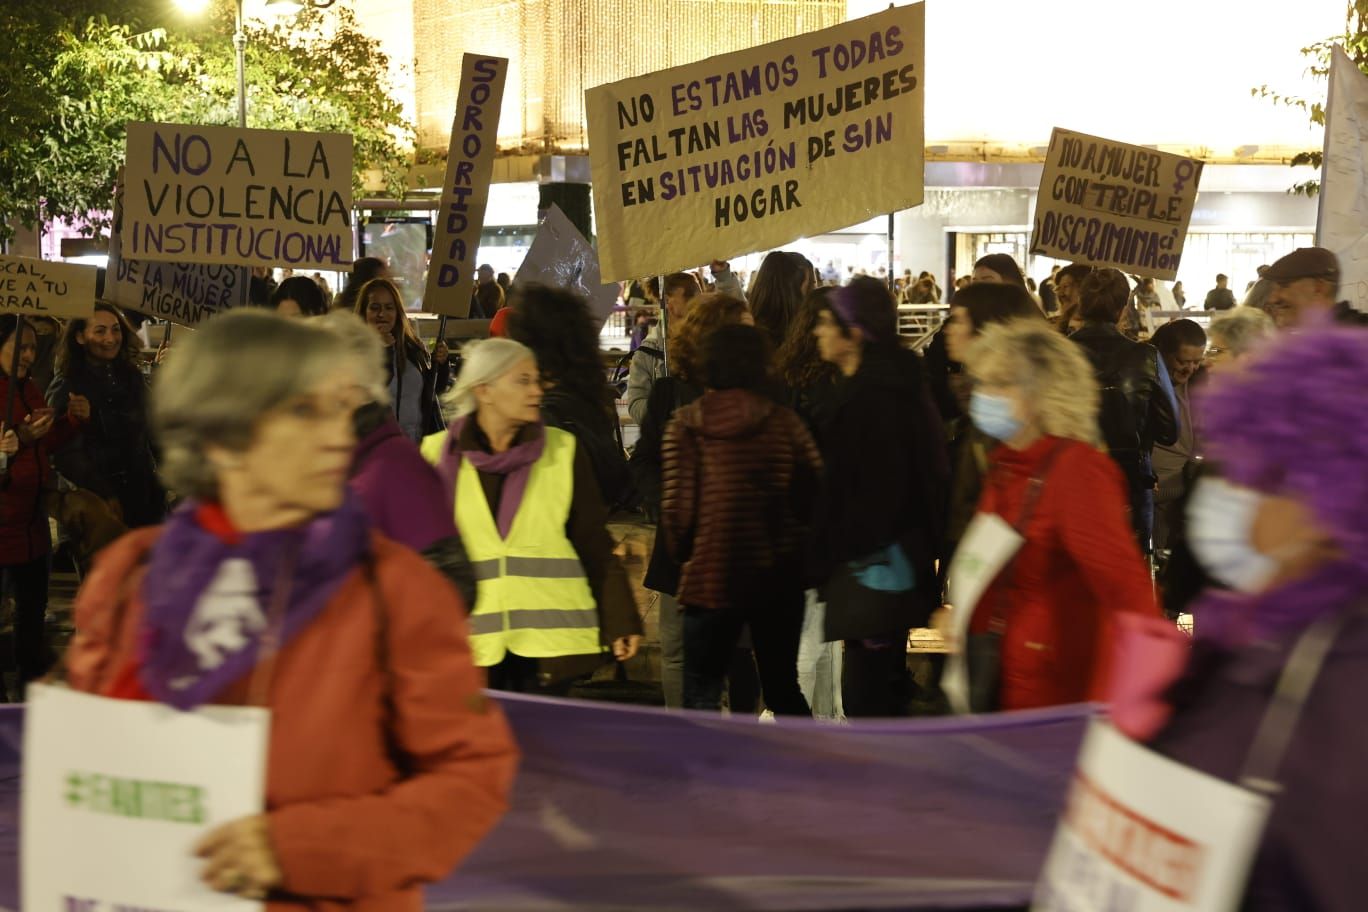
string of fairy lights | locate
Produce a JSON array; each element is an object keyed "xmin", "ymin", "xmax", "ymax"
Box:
[{"xmin": 412, "ymin": 0, "xmax": 845, "ymax": 153}]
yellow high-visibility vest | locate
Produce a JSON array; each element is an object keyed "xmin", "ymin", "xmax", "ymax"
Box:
[{"xmin": 453, "ymin": 426, "xmax": 601, "ymax": 667}]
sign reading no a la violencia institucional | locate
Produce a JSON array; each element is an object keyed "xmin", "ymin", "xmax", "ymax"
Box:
[
  {"xmin": 586, "ymin": 4, "xmax": 925, "ymax": 282},
  {"xmin": 122, "ymin": 122, "xmax": 354, "ymax": 270}
]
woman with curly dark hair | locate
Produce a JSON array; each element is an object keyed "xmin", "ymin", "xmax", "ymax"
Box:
[
  {"xmin": 776, "ymin": 287, "xmax": 840, "ymax": 429},
  {"xmin": 48, "ymin": 303, "xmax": 165, "ymax": 528},
  {"xmin": 776, "ymin": 287, "xmax": 845, "ymax": 718},
  {"xmin": 630, "ymin": 293, "xmax": 754, "ymax": 709},
  {"xmin": 505, "ymin": 283, "xmax": 630, "ymax": 510}
]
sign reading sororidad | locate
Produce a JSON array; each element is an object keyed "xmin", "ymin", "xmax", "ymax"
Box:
[
  {"xmin": 0, "ymin": 256, "xmax": 97, "ymax": 319},
  {"xmin": 1030, "ymin": 128, "xmax": 1204, "ymax": 281},
  {"xmin": 424, "ymin": 54, "xmax": 508, "ymax": 317},
  {"xmin": 122, "ymin": 122, "xmax": 354, "ymax": 270},
  {"xmin": 586, "ymin": 4, "xmax": 925, "ymax": 282},
  {"xmin": 1033, "ymin": 720, "xmax": 1268, "ymax": 912},
  {"xmin": 107, "ymin": 180, "xmax": 248, "ymax": 326}
]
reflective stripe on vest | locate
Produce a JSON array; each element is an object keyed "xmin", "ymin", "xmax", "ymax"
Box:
[{"xmin": 455, "ymin": 426, "xmax": 602, "ymax": 667}]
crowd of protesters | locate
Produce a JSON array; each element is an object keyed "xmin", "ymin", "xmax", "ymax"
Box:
[{"xmin": 0, "ymin": 237, "xmax": 1360, "ymax": 907}]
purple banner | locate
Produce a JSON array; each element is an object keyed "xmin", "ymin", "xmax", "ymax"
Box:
[{"xmin": 0, "ymin": 698, "xmax": 1093, "ymax": 911}]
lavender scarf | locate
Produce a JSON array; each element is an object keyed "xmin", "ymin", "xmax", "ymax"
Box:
[
  {"xmin": 438, "ymin": 416, "xmax": 546, "ymax": 538},
  {"xmin": 138, "ymin": 494, "xmax": 371, "ymax": 709}
]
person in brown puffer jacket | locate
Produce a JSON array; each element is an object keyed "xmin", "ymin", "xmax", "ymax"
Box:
[{"xmin": 662, "ymin": 323, "xmax": 822, "ymax": 716}]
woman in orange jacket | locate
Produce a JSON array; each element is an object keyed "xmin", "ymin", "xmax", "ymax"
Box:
[{"xmin": 63, "ymin": 310, "xmax": 518, "ymax": 909}]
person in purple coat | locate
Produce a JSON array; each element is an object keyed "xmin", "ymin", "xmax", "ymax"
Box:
[
  {"xmin": 321, "ymin": 312, "xmax": 475, "ymax": 609},
  {"xmin": 1146, "ymin": 323, "xmax": 1368, "ymax": 910}
]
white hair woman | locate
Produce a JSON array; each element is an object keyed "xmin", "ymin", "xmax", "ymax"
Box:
[
  {"xmin": 1206, "ymin": 307, "xmax": 1275, "ymax": 375},
  {"xmin": 424, "ymin": 338, "xmax": 642, "ymax": 694},
  {"xmin": 63, "ymin": 310, "xmax": 517, "ymax": 906},
  {"xmin": 317, "ymin": 310, "xmax": 476, "ymax": 608},
  {"xmin": 943, "ymin": 319, "xmax": 1157, "ymax": 712}
]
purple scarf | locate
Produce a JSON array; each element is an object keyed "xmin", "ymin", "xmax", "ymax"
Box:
[
  {"xmin": 1191, "ymin": 559, "xmax": 1368, "ymax": 652},
  {"xmin": 439, "ymin": 416, "xmax": 546, "ymax": 538},
  {"xmin": 138, "ymin": 494, "xmax": 371, "ymax": 710}
]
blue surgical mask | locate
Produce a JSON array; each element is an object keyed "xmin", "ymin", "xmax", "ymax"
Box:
[
  {"xmin": 969, "ymin": 391, "xmax": 1022, "ymax": 442},
  {"xmin": 1186, "ymin": 478, "xmax": 1280, "ymax": 594}
]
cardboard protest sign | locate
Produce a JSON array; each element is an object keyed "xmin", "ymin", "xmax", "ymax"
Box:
[
  {"xmin": 107, "ymin": 181, "xmax": 248, "ymax": 326},
  {"xmin": 1033, "ymin": 720, "xmax": 1268, "ymax": 912},
  {"xmin": 424, "ymin": 54, "xmax": 508, "ymax": 317},
  {"xmin": 1030, "ymin": 128, "xmax": 1203, "ymax": 281},
  {"xmin": 586, "ymin": 4, "xmax": 924, "ymax": 282},
  {"xmin": 23, "ymin": 683, "xmax": 269, "ymax": 912},
  {"xmin": 122, "ymin": 122, "xmax": 354, "ymax": 270},
  {"xmin": 1317, "ymin": 46, "xmax": 1368, "ymax": 312},
  {"xmin": 0, "ymin": 256, "xmax": 97, "ymax": 319},
  {"xmin": 516, "ymin": 204, "xmax": 622, "ymax": 326}
]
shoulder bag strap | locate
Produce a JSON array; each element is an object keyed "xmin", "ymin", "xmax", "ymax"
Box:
[{"xmin": 1238, "ymin": 602, "xmax": 1365, "ymax": 797}]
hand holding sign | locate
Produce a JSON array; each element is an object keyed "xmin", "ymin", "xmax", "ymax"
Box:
[{"xmin": 194, "ymin": 814, "xmax": 282, "ymax": 900}]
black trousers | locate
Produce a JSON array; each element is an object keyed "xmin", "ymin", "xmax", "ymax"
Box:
[
  {"xmin": 485, "ymin": 652, "xmax": 576, "ymax": 697},
  {"xmin": 3, "ymin": 557, "xmax": 52, "ymax": 689},
  {"xmin": 842, "ymin": 632, "xmax": 911, "ymax": 718},
  {"xmin": 682, "ymin": 590, "xmax": 810, "ymax": 717}
]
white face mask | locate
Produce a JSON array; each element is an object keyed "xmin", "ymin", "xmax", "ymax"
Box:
[{"xmin": 1186, "ymin": 478, "xmax": 1280, "ymax": 594}]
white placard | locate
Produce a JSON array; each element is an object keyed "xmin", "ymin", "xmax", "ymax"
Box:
[
  {"xmin": 23, "ymin": 683, "xmax": 271, "ymax": 912},
  {"xmin": 941, "ymin": 512, "xmax": 1025, "ymax": 714},
  {"xmin": 1317, "ymin": 46, "xmax": 1368, "ymax": 313},
  {"xmin": 515, "ymin": 204, "xmax": 623, "ymax": 326},
  {"xmin": 1033, "ymin": 719, "xmax": 1270, "ymax": 912}
]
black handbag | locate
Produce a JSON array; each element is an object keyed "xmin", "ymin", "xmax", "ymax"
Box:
[{"xmin": 964, "ymin": 443, "xmax": 1066, "ymax": 713}]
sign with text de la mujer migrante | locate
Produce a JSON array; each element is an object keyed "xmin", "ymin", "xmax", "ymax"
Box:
[
  {"xmin": 586, "ymin": 4, "xmax": 925, "ymax": 283},
  {"xmin": 424, "ymin": 54, "xmax": 508, "ymax": 318},
  {"xmin": 122, "ymin": 122, "xmax": 354, "ymax": 270},
  {"xmin": 1030, "ymin": 128, "xmax": 1203, "ymax": 281},
  {"xmin": 107, "ymin": 179, "xmax": 249, "ymax": 327}
]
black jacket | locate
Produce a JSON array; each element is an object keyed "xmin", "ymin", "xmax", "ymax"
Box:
[
  {"xmin": 540, "ymin": 387, "xmax": 632, "ymax": 513},
  {"xmin": 47, "ymin": 360, "xmax": 165, "ymax": 528},
  {"xmin": 1070, "ymin": 323, "xmax": 1180, "ymax": 494},
  {"xmin": 631, "ymin": 377, "xmax": 703, "ymax": 595},
  {"xmin": 810, "ymin": 346, "xmax": 948, "ymax": 638}
]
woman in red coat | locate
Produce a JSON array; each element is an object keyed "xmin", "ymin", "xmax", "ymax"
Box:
[
  {"xmin": 949, "ymin": 319, "xmax": 1157, "ymax": 711},
  {"xmin": 0, "ymin": 315, "xmax": 81, "ymax": 692}
]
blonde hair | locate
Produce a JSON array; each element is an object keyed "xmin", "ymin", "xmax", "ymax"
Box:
[
  {"xmin": 966, "ymin": 319, "xmax": 1102, "ymax": 446},
  {"xmin": 316, "ymin": 310, "xmax": 389, "ymax": 405},
  {"xmin": 446, "ymin": 338, "xmax": 536, "ymax": 417}
]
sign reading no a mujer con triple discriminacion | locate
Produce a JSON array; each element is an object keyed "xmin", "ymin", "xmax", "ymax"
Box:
[
  {"xmin": 586, "ymin": 4, "xmax": 925, "ymax": 282},
  {"xmin": 122, "ymin": 122, "xmax": 354, "ymax": 270},
  {"xmin": 1030, "ymin": 128, "xmax": 1203, "ymax": 281}
]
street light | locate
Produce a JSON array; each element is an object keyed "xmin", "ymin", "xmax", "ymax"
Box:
[{"xmin": 176, "ymin": 0, "xmax": 338, "ymax": 129}]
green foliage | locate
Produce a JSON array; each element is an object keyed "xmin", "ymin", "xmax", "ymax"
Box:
[
  {"xmin": 1254, "ymin": 0, "xmax": 1368, "ymax": 196},
  {"xmin": 0, "ymin": 0, "xmax": 414, "ymax": 243}
]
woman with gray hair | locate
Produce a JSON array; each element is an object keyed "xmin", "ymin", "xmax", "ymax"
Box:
[
  {"xmin": 318, "ymin": 311, "xmax": 476, "ymax": 608},
  {"xmin": 62, "ymin": 310, "xmax": 518, "ymax": 907},
  {"xmin": 940, "ymin": 319, "xmax": 1157, "ymax": 713},
  {"xmin": 1206, "ymin": 307, "xmax": 1275, "ymax": 375},
  {"xmin": 424, "ymin": 338, "xmax": 642, "ymax": 694}
]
